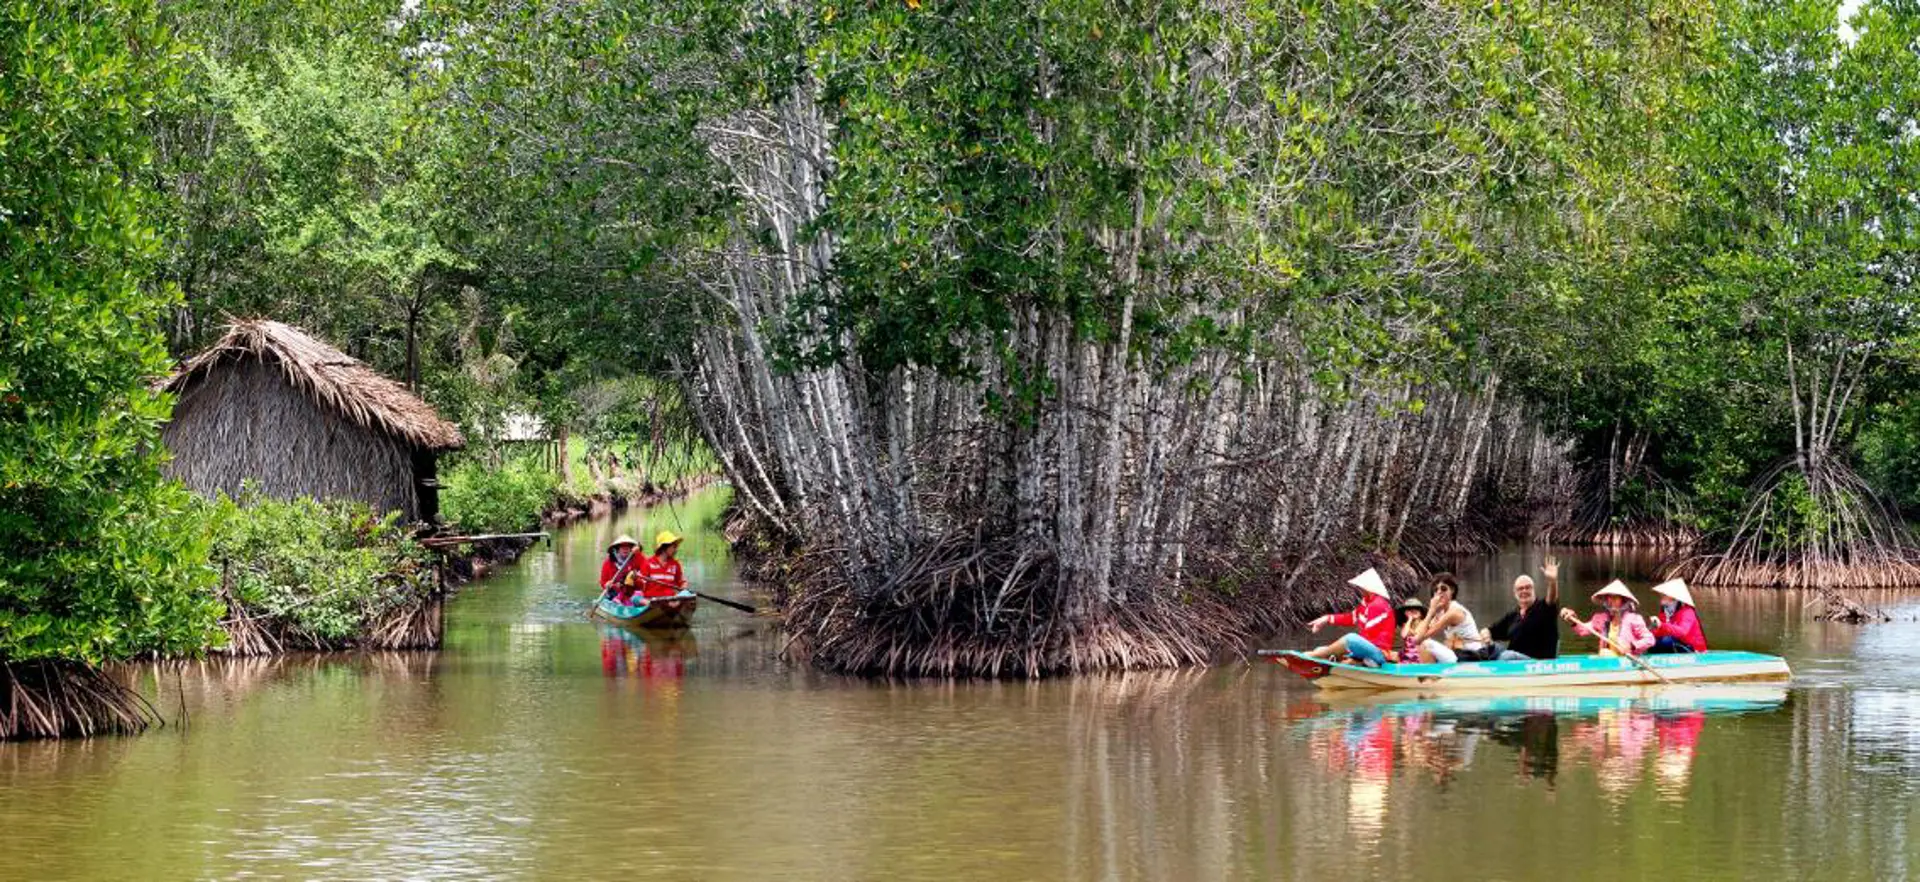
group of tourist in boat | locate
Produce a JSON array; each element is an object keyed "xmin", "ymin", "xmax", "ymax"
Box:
[
  {"xmin": 1304, "ymin": 557, "xmax": 1710, "ymax": 668},
  {"xmin": 599, "ymin": 530, "xmax": 689, "ymax": 604}
]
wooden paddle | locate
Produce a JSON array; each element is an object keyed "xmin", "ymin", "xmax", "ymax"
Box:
[
  {"xmin": 602, "ymin": 550, "xmax": 643, "ymax": 600},
  {"xmin": 1594, "ymin": 630, "xmax": 1673, "ymax": 685},
  {"xmin": 631, "ymin": 573, "xmax": 760, "ymax": 614}
]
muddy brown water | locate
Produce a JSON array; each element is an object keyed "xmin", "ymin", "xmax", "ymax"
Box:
[{"xmin": 3, "ymin": 488, "xmax": 1919, "ymax": 880}]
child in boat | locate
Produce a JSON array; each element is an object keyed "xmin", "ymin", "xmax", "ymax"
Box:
[
  {"xmin": 1305, "ymin": 569, "xmax": 1396, "ymax": 667},
  {"xmin": 1648, "ymin": 579, "xmax": 1708, "ymax": 653},
  {"xmin": 601, "ymin": 535, "xmax": 643, "ymax": 603},
  {"xmin": 1560, "ymin": 580, "xmax": 1655, "ymax": 656},
  {"xmin": 1395, "ymin": 597, "xmax": 1428, "ymax": 662}
]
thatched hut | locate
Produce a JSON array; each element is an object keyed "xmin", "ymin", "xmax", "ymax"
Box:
[{"xmin": 160, "ymin": 320, "xmax": 463, "ymax": 521}]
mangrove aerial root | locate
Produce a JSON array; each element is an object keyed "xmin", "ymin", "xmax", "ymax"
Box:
[
  {"xmin": 778, "ymin": 532, "xmax": 1378, "ymax": 678},
  {"xmin": 1664, "ymin": 461, "xmax": 1920, "ymax": 588},
  {"xmin": 1, "ymin": 661, "xmax": 161, "ymax": 741}
]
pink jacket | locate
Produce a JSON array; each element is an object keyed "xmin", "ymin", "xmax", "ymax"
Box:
[
  {"xmin": 1652, "ymin": 605, "xmax": 1708, "ymax": 652},
  {"xmin": 1573, "ymin": 610, "xmax": 1655, "ymax": 655}
]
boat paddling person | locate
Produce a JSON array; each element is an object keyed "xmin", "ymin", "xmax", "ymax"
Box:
[
  {"xmin": 1648, "ymin": 578, "xmax": 1708, "ymax": 654},
  {"xmin": 1305, "ymin": 568, "xmax": 1396, "ymax": 667},
  {"xmin": 1485, "ymin": 555, "xmax": 1562, "ymax": 661},
  {"xmin": 600, "ymin": 534, "xmax": 642, "ymax": 603},
  {"xmin": 1562, "ymin": 580, "xmax": 1656, "ymax": 656},
  {"xmin": 636, "ymin": 530, "xmax": 689, "ymax": 602}
]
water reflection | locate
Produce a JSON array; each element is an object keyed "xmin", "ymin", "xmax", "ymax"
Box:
[
  {"xmin": 1301, "ymin": 685, "xmax": 1786, "ymax": 807},
  {"xmin": 13, "ymin": 514, "xmax": 1920, "ymax": 880},
  {"xmin": 598, "ymin": 624, "xmax": 697, "ymax": 680}
]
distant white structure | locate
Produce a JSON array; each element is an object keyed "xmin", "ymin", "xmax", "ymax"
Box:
[{"xmin": 500, "ymin": 411, "xmax": 549, "ymax": 443}]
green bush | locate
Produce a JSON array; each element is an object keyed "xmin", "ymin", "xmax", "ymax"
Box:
[
  {"xmin": 205, "ymin": 490, "xmax": 434, "ymax": 647},
  {"xmin": 0, "ymin": 1, "xmax": 223, "ymax": 665},
  {"xmin": 439, "ymin": 457, "xmax": 559, "ymax": 533}
]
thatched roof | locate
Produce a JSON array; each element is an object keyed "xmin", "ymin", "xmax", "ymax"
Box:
[{"xmin": 164, "ymin": 320, "xmax": 464, "ymax": 451}]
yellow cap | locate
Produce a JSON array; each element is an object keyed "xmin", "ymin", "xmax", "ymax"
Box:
[{"xmin": 654, "ymin": 530, "xmax": 683, "ymax": 550}]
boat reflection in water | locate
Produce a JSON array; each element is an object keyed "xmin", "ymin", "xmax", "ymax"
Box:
[
  {"xmin": 598, "ymin": 623, "xmax": 698, "ymax": 681},
  {"xmin": 1302, "ymin": 685, "xmax": 1788, "ymax": 813}
]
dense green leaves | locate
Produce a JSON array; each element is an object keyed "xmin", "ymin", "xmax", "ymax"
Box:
[
  {"xmin": 0, "ymin": 1, "xmax": 221, "ymax": 663},
  {"xmin": 205, "ymin": 490, "xmax": 436, "ymax": 647}
]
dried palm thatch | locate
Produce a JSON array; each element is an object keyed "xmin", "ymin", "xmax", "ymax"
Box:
[
  {"xmin": 160, "ymin": 320, "xmax": 462, "ymax": 521},
  {"xmin": 1, "ymin": 661, "xmax": 161, "ymax": 740}
]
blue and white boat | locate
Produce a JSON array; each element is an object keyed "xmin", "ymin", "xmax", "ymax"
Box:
[{"xmin": 1259, "ymin": 649, "xmax": 1791, "ymax": 691}]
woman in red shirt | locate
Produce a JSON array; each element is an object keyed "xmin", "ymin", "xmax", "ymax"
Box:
[
  {"xmin": 600, "ymin": 535, "xmax": 642, "ymax": 603},
  {"xmin": 1304, "ymin": 568, "xmax": 1396, "ymax": 667},
  {"xmin": 1648, "ymin": 579, "xmax": 1708, "ymax": 653}
]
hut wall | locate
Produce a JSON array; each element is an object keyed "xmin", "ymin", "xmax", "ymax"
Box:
[{"xmin": 162, "ymin": 359, "xmax": 423, "ymax": 519}]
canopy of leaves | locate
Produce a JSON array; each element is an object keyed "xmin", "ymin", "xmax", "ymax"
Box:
[{"xmin": 0, "ymin": 1, "xmax": 222, "ymax": 663}]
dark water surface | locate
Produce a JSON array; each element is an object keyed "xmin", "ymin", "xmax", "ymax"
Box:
[{"xmin": 4, "ymin": 490, "xmax": 1919, "ymax": 880}]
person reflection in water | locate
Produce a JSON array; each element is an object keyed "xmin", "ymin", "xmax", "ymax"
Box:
[
  {"xmin": 1653, "ymin": 711, "xmax": 1706, "ymax": 801},
  {"xmin": 1485, "ymin": 712, "xmax": 1560, "ymax": 785}
]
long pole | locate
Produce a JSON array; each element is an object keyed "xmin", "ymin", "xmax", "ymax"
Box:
[{"xmin": 1594, "ymin": 631, "xmax": 1672, "ymax": 685}]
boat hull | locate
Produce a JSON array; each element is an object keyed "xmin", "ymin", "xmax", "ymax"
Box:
[
  {"xmin": 594, "ymin": 593, "xmax": 699, "ymax": 628},
  {"xmin": 1260, "ymin": 649, "xmax": 1790, "ymax": 691}
]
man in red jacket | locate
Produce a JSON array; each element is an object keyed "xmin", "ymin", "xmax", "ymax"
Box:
[{"xmin": 1304, "ymin": 568, "xmax": 1396, "ymax": 667}]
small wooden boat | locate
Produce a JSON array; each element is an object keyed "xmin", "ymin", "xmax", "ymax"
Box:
[
  {"xmin": 593, "ymin": 592, "xmax": 699, "ymax": 628},
  {"xmin": 1260, "ymin": 649, "xmax": 1790, "ymax": 691}
]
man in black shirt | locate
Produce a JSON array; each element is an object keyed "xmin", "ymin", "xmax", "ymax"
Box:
[{"xmin": 1485, "ymin": 556, "xmax": 1561, "ymax": 660}]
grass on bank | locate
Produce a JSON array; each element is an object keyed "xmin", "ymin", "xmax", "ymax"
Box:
[{"xmin": 202, "ymin": 488, "xmax": 438, "ymax": 653}]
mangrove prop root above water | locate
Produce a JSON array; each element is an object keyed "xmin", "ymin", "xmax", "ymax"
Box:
[
  {"xmin": 1664, "ymin": 460, "xmax": 1920, "ymax": 589},
  {"xmin": 1, "ymin": 661, "xmax": 161, "ymax": 740},
  {"xmin": 778, "ymin": 533, "xmax": 1425, "ymax": 678}
]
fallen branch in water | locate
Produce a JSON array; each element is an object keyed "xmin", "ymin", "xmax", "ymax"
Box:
[{"xmin": 1809, "ymin": 587, "xmax": 1890, "ymax": 624}]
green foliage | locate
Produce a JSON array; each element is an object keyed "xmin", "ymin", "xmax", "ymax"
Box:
[
  {"xmin": 1506, "ymin": 0, "xmax": 1920, "ymax": 532},
  {"xmin": 439, "ymin": 457, "xmax": 560, "ymax": 534},
  {"xmin": 1857, "ymin": 398, "xmax": 1920, "ymax": 513},
  {"xmin": 0, "ymin": 1, "xmax": 223, "ymax": 664},
  {"xmin": 205, "ymin": 491, "xmax": 435, "ymax": 646}
]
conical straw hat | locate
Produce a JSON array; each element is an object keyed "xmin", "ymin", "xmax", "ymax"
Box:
[
  {"xmin": 1589, "ymin": 579, "xmax": 1638, "ymax": 604},
  {"xmin": 608, "ymin": 534, "xmax": 640, "ymax": 553},
  {"xmin": 1651, "ymin": 578, "xmax": 1694, "ymax": 608},
  {"xmin": 1347, "ymin": 568, "xmax": 1390, "ymax": 599}
]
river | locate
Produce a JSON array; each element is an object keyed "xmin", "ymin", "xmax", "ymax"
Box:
[{"xmin": 3, "ymin": 487, "xmax": 1918, "ymax": 880}]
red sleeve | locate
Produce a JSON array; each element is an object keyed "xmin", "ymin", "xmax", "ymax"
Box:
[
  {"xmin": 600, "ymin": 559, "xmax": 616, "ymax": 587},
  {"xmin": 1327, "ymin": 606, "xmax": 1360, "ymax": 627}
]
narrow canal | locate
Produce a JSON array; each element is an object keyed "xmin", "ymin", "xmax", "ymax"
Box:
[{"xmin": 3, "ymin": 486, "xmax": 1919, "ymax": 880}]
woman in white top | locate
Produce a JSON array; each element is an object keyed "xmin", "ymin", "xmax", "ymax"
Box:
[{"xmin": 1410, "ymin": 573, "xmax": 1493, "ymax": 663}]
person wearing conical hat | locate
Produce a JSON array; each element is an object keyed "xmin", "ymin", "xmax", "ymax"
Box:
[
  {"xmin": 601, "ymin": 534, "xmax": 642, "ymax": 602},
  {"xmin": 633, "ymin": 529, "xmax": 688, "ymax": 601},
  {"xmin": 1304, "ymin": 568, "xmax": 1397, "ymax": 667},
  {"xmin": 1560, "ymin": 579, "xmax": 1655, "ymax": 656},
  {"xmin": 1648, "ymin": 578, "xmax": 1708, "ymax": 653}
]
